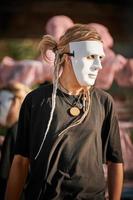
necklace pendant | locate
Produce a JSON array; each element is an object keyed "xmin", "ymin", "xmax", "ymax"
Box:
[{"xmin": 69, "ymin": 106, "xmax": 80, "ymax": 116}]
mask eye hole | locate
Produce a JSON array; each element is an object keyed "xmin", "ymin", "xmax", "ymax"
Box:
[
  {"xmin": 86, "ymin": 55, "xmax": 104, "ymax": 60},
  {"xmin": 99, "ymin": 56, "xmax": 104, "ymax": 60},
  {"xmin": 87, "ymin": 55, "xmax": 95, "ymax": 59}
]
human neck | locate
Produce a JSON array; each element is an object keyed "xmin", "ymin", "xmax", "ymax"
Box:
[{"xmin": 59, "ymin": 77, "xmax": 90, "ymax": 95}]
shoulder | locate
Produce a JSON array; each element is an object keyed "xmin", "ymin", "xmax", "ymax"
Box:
[
  {"xmin": 22, "ymin": 83, "xmax": 53, "ymax": 108},
  {"xmin": 29, "ymin": 83, "xmax": 53, "ymax": 97},
  {"xmin": 25, "ymin": 83, "xmax": 53, "ymax": 101},
  {"xmin": 93, "ymin": 87, "xmax": 114, "ymax": 103},
  {"xmin": 92, "ymin": 87, "xmax": 115, "ymax": 114}
]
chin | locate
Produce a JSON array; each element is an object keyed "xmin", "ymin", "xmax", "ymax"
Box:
[{"xmin": 86, "ymin": 81, "xmax": 95, "ymax": 86}]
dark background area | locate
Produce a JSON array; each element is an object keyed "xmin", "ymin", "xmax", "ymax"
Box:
[
  {"xmin": 0, "ymin": 2, "xmax": 133, "ymax": 199},
  {"xmin": 0, "ymin": 0, "xmax": 133, "ymax": 57}
]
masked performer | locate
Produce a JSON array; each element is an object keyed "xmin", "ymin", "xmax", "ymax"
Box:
[{"xmin": 5, "ymin": 24, "xmax": 123, "ymax": 200}]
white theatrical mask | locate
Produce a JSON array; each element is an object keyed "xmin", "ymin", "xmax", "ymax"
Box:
[
  {"xmin": 0, "ymin": 90, "xmax": 14, "ymax": 126},
  {"xmin": 69, "ymin": 41, "xmax": 105, "ymax": 86}
]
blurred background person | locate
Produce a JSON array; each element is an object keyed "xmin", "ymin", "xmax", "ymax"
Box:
[{"xmin": 0, "ymin": 82, "xmax": 31, "ymax": 199}]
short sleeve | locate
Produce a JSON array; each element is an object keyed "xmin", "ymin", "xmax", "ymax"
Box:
[
  {"xmin": 14, "ymin": 94, "xmax": 31, "ymax": 158},
  {"xmin": 103, "ymin": 95, "xmax": 123, "ymax": 163}
]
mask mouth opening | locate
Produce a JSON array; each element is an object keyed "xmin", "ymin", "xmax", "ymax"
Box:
[{"xmin": 88, "ymin": 73, "xmax": 97, "ymax": 78}]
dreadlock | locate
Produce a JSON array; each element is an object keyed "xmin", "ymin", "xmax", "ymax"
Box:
[{"xmin": 35, "ymin": 24, "xmax": 102, "ymax": 159}]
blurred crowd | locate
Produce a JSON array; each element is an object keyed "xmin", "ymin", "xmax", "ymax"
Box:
[{"xmin": 0, "ymin": 15, "xmax": 133, "ymax": 199}]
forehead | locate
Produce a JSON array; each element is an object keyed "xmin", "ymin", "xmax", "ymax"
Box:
[{"xmin": 69, "ymin": 41, "xmax": 105, "ymax": 58}]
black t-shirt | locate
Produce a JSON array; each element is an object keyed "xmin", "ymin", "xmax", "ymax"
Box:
[{"xmin": 15, "ymin": 84, "xmax": 123, "ymax": 200}]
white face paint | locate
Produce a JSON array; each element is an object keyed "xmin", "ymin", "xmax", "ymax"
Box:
[
  {"xmin": 0, "ymin": 90, "xmax": 14, "ymax": 126},
  {"xmin": 69, "ymin": 41, "xmax": 105, "ymax": 86}
]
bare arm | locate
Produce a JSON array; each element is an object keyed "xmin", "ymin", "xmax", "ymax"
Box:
[
  {"xmin": 5, "ymin": 155, "xmax": 30, "ymax": 200},
  {"xmin": 107, "ymin": 162, "xmax": 123, "ymax": 200}
]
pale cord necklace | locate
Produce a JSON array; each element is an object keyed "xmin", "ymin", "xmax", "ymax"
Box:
[{"xmin": 58, "ymin": 83, "xmax": 88, "ymax": 117}]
